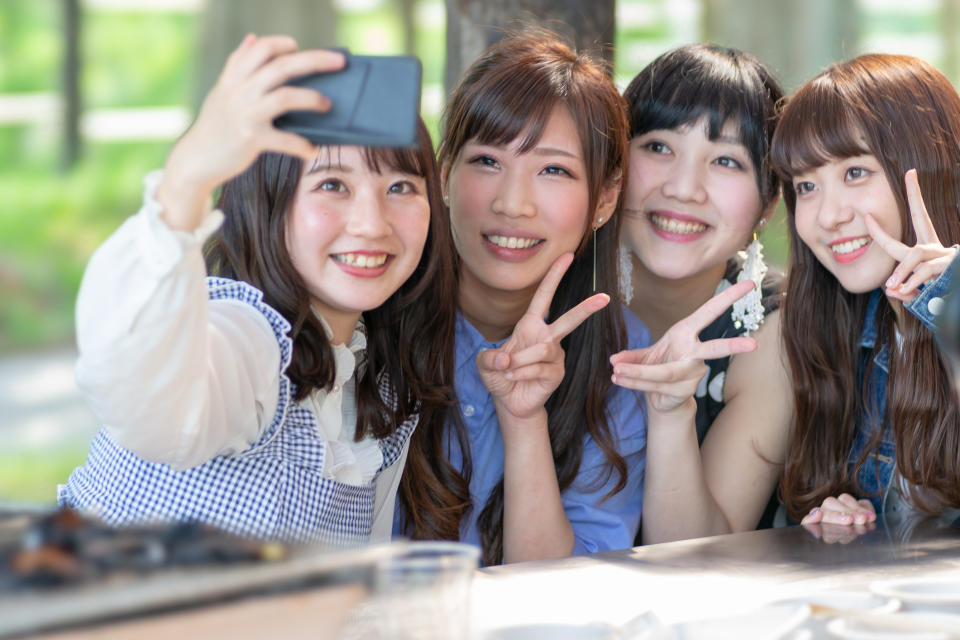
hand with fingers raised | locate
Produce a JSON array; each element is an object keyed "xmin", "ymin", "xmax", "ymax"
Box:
[
  {"xmin": 157, "ymin": 34, "xmax": 345, "ymax": 233},
  {"xmin": 801, "ymin": 492, "xmax": 877, "ymax": 527},
  {"xmin": 476, "ymin": 253, "xmax": 610, "ymax": 424},
  {"xmin": 609, "ymin": 280, "xmax": 759, "ymax": 414},
  {"xmin": 868, "ymin": 169, "xmax": 959, "ymax": 303}
]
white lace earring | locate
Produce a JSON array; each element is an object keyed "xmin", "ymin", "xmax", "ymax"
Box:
[{"xmin": 731, "ymin": 223, "xmax": 768, "ymax": 335}]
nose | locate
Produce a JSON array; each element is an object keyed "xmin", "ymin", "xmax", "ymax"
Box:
[
  {"xmin": 345, "ymin": 188, "xmax": 392, "ymax": 238},
  {"xmin": 660, "ymin": 155, "xmax": 707, "ymax": 203},
  {"xmin": 815, "ymin": 188, "xmax": 855, "ymax": 231},
  {"xmin": 491, "ymin": 169, "xmax": 536, "ymax": 218}
]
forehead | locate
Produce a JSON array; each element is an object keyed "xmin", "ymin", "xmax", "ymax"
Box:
[{"xmin": 467, "ymin": 104, "xmax": 584, "ymax": 158}]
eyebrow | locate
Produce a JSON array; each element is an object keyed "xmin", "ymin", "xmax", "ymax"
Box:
[
  {"xmin": 306, "ymin": 161, "xmax": 354, "ymax": 175},
  {"xmin": 715, "ymin": 135, "xmax": 745, "ymax": 146},
  {"xmin": 531, "ymin": 146, "xmax": 580, "ymax": 159}
]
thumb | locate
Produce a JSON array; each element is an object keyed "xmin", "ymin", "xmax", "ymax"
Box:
[{"xmin": 477, "ymin": 349, "xmax": 510, "ymax": 373}]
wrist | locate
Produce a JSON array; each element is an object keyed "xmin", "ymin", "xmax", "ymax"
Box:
[
  {"xmin": 647, "ymin": 397, "xmax": 697, "ymax": 423},
  {"xmin": 497, "ymin": 406, "xmax": 549, "ymax": 446}
]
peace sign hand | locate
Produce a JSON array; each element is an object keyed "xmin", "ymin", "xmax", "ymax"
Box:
[
  {"xmin": 866, "ymin": 169, "xmax": 958, "ymax": 303},
  {"xmin": 609, "ymin": 280, "xmax": 758, "ymax": 413},
  {"xmin": 476, "ymin": 253, "xmax": 609, "ymax": 421}
]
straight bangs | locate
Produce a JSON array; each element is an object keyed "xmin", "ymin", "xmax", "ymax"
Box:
[
  {"xmin": 771, "ymin": 79, "xmax": 871, "ymax": 180},
  {"xmin": 308, "ymin": 143, "xmax": 429, "ymax": 178},
  {"xmin": 439, "ymin": 66, "xmax": 559, "ymax": 164},
  {"xmin": 624, "ymin": 44, "xmax": 783, "ymax": 207}
]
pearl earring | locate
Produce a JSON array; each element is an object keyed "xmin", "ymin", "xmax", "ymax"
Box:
[{"xmin": 443, "ymin": 194, "xmax": 449, "ymax": 205}]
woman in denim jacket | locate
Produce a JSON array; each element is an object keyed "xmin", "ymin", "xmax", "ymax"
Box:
[{"xmin": 771, "ymin": 54, "xmax": 960, "ymax": 526}]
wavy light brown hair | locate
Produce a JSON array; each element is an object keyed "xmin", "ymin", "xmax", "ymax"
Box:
[
  {"xmin": 771, "ymin": 54, "xmax": 960, "ymax": 520},
  {"xmin": 397, "ymin": 32, "xmax": 631, "ymax": 565},
  {"xmin": 205, "ymin": 118, "xmax": 459, "ymax": 442}
]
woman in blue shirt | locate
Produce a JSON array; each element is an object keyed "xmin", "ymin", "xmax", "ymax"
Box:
[
  {"xmin": 771, "ymin": 54, "xmax": 960, "ymax": 525},
  {"xmin": 396, "ymin": 33, "xmax": 649, "ymax": 565}
]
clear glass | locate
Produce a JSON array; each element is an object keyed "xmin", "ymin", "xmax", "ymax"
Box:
[{"xmin": 373, "ymin": 541, "xmax": 480, "ymax": 639}]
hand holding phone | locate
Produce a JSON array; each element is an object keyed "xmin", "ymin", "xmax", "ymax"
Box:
[{"xmin": 274, "ymin": 52, "xmax": 422, "ymax": 148}]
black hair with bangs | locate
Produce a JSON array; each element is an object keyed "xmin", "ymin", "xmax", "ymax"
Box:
[{"xmin": 623, "ymin": 43, "xmax": 784, "ymax": 211}]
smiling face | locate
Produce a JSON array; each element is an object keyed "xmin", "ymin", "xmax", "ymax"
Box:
[
  {"xmin": 285, "ymin": 146, "xmax": 431, "ymax": 341},
  {"xmin": 446, "ymin": 105, "xmax": 602, "ymax": 299},
  {"xmin": 791, "ymin": 154, "xmax": 903, "ymax": 293},
  {"xmin": 621, "ymin": 116, "xmax": 764, "ymax": 282}
]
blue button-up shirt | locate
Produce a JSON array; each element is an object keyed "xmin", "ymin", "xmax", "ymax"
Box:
[{"xmin": 395, "ymin": 307, "xmax": 650, "ymax": 558}]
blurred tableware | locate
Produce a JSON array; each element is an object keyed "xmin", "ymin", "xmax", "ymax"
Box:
[
  {"xmin": 871, "ymin": 577, "xmax": 960, "ymax": 606},
  {"xmin": 373, "ymin": 541, "xmax": 480, "ymax": 640},
  {"xmin": 823, "ymin": 609, "xmax": 960, "ymax": 639},
  {"xmin": 485, "ymin": 622, "xmax": 619, "ymax": 640},
  {"xmin": 642, "ymin": 602, "xmax": 811, "ymax": 640}
]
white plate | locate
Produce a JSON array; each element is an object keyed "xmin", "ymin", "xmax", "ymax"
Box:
[
  {"xmin": 644, "ymin": 603, "xmax": 811, "ymax": 640},
  {"xmin": 485, "ymin": 623, "xmax": 619, "ymax": 640},
  {"xmin": 826, "ymin": 611, "xmax": 960, "ymax": 640},
  {"xmin": 773, "ymin": 590, "xmax": 901, "ymax": 613},
  {"xmin": 871, "ymin": 577, "xmax": 960, "ymax": 605}
]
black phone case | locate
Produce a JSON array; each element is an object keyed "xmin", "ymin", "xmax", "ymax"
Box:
[{"xmin": 274, "ymin": 53, "xmax": 422, "ymax": 148}]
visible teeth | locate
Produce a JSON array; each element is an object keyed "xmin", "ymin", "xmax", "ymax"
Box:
[
  {"xmin": 832, "ymin": 237, "xmax": 871, "ymax": 254},
  {"xmin": 334, "ymin": 253, "xmax": 388, "ymax": 267},
  {"xmin": 650, "ymin": 214, "xmax": 707, "ymax": 234},
  {"xmin": 486, "ymin": 235, "xmax": 541, "ymax": 249}
]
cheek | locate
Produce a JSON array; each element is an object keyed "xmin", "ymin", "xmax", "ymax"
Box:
[{"xmin": 624, "ymin": 158, "xmax": 658, "ymax": 205}]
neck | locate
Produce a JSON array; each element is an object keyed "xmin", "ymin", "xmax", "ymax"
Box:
[
  {"xmin": 627, "ymin": 255, "xmax": 729, "ymax": 341},
  {"xmin": 313, "ymin": 306, "xmax": 361, "ymax": 345},
  {"xmin": 457, "ymin": 268, "xmax": 537, "ymax": 342}
]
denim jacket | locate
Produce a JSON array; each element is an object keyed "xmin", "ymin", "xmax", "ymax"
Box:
[{"xmin": 851, "ymin": 261, "xmax": 956, "ymax": 513}]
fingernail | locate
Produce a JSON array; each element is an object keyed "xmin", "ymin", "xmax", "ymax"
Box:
[
  {"xmin": 810, "ymin": 507, "xmax": 820, "ymax": 516},
  {"xmin": 886, "ymin": 277, "xmax": 896, "ymax": 287},
  {"xmin": 899, "ymin": 284, "xmax": 911, "ymax": 293},
  {"xmin": 611, "ymin": 374, "xmax": 618, "ymax": 384}
]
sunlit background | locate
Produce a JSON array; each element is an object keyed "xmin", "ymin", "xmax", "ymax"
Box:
[{"xmin": 1, "ymin": 0, "xmax": 956, "ymax": 503}]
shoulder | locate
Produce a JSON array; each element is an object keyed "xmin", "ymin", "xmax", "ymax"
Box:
[
  {"xmin": 206, "ymin": 276, "xmax": 293, "ymax": 373},
  {"xmin": 722, "ymin": 308, "xmax": 793, "ymax": 458}
]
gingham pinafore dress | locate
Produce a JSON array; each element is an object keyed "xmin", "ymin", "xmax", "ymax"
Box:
[{"xmin": 59, "ymin": 278, "xmax": 416, "ymax": 546}]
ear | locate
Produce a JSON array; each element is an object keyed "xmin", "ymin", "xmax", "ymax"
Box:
[
  {"xmin": 757, "ymin": 193, "xmax": 781, "ymax": 231},
  {"xmin": 593, "ymin": 176, "xmax": 621, "ymax": 229}
]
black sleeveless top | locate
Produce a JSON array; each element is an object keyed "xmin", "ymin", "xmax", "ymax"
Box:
[{"xmin": 635, "ymin": 262, "xmax": 783, "ymax": 544}]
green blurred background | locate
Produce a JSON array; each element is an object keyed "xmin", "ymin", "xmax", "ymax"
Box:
[{"xmin": 1, "ymin": 0, "xmax": 955, "ymax": 501}]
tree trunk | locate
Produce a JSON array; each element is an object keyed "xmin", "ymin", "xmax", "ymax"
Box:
[
  {"xmin": 61, "ymin": 0, "xmax": 80, "ymax": 171},
  {"xmin": 444, "ymin": 0, "xmax": 615, "ymax": 95},
  {"xmin": 195, "ymin": 0, "xmax": 338, "ymax": 109},
  {"xmin": 702, "ymin": 0, "xmax": 858, "ymax": 92}
]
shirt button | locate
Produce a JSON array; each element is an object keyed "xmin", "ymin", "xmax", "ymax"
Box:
[
  {"xmin": 928, "ymin": 296, "xmax": 945, "ymax": 316},
  {"xmin": 462, "ymin": 404, "xmax": 476, "ymax": 417}
]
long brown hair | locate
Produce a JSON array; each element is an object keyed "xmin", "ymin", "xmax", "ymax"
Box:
[
  {"xmin": 771, "ymin": 54, "xmax": 960, "ymax": 520},
  {"xmin": 397, "ymin": 32, "xmax": 631, "ymax": 565},
  {"xmin": 205, "ymin": 118, "xmax": 459, "ymax": 441}
]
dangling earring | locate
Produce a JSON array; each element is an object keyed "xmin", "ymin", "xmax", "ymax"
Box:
[
  {"xmin": 619, "ymin": 242, "xmax": 634, "ymax": 305},
  {"xmin": 731, "ymin": 224, "xmax": 768, "ymax": 335},
  {"xmin": 443, "ymin": 194, "xmax": 449, "ymax": 206},
  {"xmin": 592, "ymin": 218, "xmax": 603, "ymax": 292}
]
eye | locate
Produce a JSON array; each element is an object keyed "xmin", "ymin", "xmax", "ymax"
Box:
[
  {"xmin": 388, "ymin": 180, "xmax": 418, "ymax": 195},
  {"xmin": 845, "ymin": 166, "xmax": 869, "ymax": 181},
  {"xmin": 794, "ymin": 180, "xmax": 815, "ymax": 195},
  {"xmin": 316, "ymin": 178, "xmax": 347, "ymax": 193},
  {"xmin": 541, "ymin": 165, "xmax": 573, "ymax": 177},
  {"xmin": 714, "ymin": 156, "xmax": 743, "ymax": 170},
  {"xmin": 469, "ymin": 154, "xmax": 499, "ymax": 169},
  {"xmin": 643, "ymin": 140, "xmax": 670, "ymax": 155}
]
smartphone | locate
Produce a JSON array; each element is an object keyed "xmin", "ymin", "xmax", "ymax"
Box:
[{"xmin": 274, "ymin": 52, "xmax": 422, "ymax": 148}]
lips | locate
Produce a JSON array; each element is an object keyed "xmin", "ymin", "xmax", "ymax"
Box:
[
  {"xmin": 484, "ymin": 234, "xmax": 544, "ymax": 249},
  {"xmin": 829, "ymin": 236, "xmax": 871, "ymax": 264},
  {"xmin": 331, "ymin": 251, "xmax": 393, "ymax": 277},
  {"xmin": 647, "ymin": 211, "xmax": 709, "ymax": 243},
  {"xmin": 481, "ymin": 231, "xmax": 545, "ymax": 262}
]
